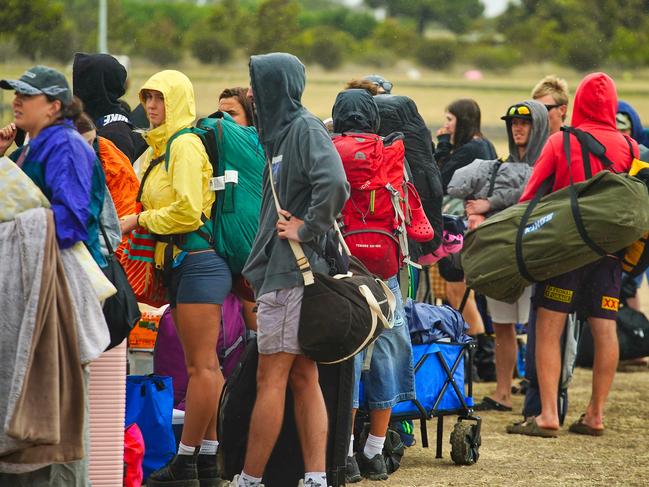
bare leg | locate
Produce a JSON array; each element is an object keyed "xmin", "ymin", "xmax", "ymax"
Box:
[
  {"xmin": 446, "ymin": 281, "xmax": 485, "ymax": 335},
  {"xmin": 290, "ymin": 355, "xmax": 328, "ymax": 472},
  {"xmin": 534, "ymin": 307, "xmax": 567, "ymax": 430},
  {"xmin": 368, "ymin": 408, "xmax": 392, "ymax": 437},
  {"xmin": 174, "ymin": 303, "xmax": 223, "ymax": 445},
  {"xmin": 242, "ymin": 352, "xmax": 296, "ymax": 477},
  {"xmin": 582, "ymin": 317, "xmax": 619, "ymax": 430},
  {"xmin": 489, "ymin": 322, "xmax": 517, "ymax": 408}
]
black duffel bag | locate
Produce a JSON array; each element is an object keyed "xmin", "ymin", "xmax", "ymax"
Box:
[
  {"xmin": 268, "ymin": 164, "xmax": 394, "ymax": 364},
  {"xmin": 576, "ymin": 305, "xmax": 649, "ymax": 366},
  {"xmin": 297, "ymin": 249, "xmax": 394, "ymax": 364},
  {"xmin": 100, "ymin": 223, "xmax": 141, "ymax": 350}
]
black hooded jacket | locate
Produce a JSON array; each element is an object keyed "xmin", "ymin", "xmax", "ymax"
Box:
[
  {"xmin": 73, "ymin": 53, "xmax": 139, "ymax": 161},
  {"xmin": 332, "ymin": 89, "xmax": 380, "ymax": 134},
  {"xmin": 374, "ymin": 95, "xmax": 443, "ymax": 253}
]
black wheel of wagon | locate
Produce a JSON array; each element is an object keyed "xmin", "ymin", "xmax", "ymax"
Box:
[{"xmin": 450, "ymin": 421, "xmax": 480, "ymax": 465}]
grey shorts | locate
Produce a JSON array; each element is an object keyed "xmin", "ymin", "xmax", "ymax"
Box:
[{"xmin": 256, "ymin": 286, "xmax": 304, "ymax": 355}]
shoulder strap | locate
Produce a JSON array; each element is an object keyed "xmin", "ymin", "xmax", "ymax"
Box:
[
  {"xmin": 486, "ymin": 160, "xmax": 502, "ymax": 198},
  {"xmin": 624, "ymin": 135, "xmax": 636, "ymax": 163},
  {"xmin": 136, "ymin": 154, "xmax": 165, "ymax": 203},
  {"xmin": 266, "ymin": 156, "xmax": 351, "ymax": 286},
  {"xmin": 560, "ymin": 129, "xmax": 607, "ymax": 256},
  {"xmin": 164, "ymin": 127, "xmax": 195, "ymax": 170}
]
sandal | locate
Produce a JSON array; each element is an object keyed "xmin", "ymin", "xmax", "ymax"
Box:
[
  {"xmin": 506, "ymin": 418, "xmax": 559, "ymax": 438},
  {"xmin": 568, "ymin": 414, "xmax": 604, "ymax": 436},
  {"xmin": 474, "ymin": 396, "xmax": 512, "ymax": 412}
]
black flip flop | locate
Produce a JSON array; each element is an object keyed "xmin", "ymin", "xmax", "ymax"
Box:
[{"xmin": 474, "ymin": 396, "xmax": 513, "ymax": 412}]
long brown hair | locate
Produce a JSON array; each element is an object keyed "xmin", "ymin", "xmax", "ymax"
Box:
[{"xmin": 446, "ymin": 98, "xmax": 483, "ymax": 149}]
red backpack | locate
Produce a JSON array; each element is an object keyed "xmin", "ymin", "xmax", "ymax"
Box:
[{"xmin": 335, "ymin": 132, "xmax": 433, "ymax": 279}]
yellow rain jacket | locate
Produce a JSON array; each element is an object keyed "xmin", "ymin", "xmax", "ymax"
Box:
[{"xmin": 137, "ymin": 70, "xmax": 214, "ymax": 268}]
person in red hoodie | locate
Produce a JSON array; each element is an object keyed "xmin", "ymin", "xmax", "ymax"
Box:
[{"xmin": 511, "ymin": 73, "xmax": 638, "ymax": 438}]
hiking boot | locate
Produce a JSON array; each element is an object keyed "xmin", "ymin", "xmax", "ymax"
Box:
[
  {"xmin": 346, "ymin": 455, "xmax": 362, "ymax": 483},
  {"xmin": 147, "ymin": 450, "xmax": 200, "ymax": 487},
  {"xmin": 356, "ymin": 451, "xmax": 388, "ymax": 481},
  {"xmin": 197, "ymin": 454, "xmax": 222, "ymax": 487}
]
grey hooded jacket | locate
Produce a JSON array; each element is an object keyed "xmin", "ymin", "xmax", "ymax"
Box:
[
  {"xmin": 242, "ymin": 53, "xmax": 350, "ymax": 296},
  {"xmin": 447, "ymin": 99, "xmax": 549, "ymax": 212}
]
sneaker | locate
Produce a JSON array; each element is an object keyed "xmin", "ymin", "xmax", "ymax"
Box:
[
  {"xmin": 346, "ymin": 455, "xmax": 362, "ymax": 483},
  {"xmin": 147, "ymin": 451, "xmax": 200, "ymax": 487},
  {"xmin": 229, "ymin": 475, "xmax": 264, "ymax": 487},
  {"xmin": 296, "ymin": 479, "xmax": 331, "ymax": 487},
  {"xmin": 356, "ymin": 451, "xmax": 388, "ymax": 481}
]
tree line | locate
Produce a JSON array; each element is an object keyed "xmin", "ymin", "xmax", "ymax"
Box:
[{"xmin": 1, "ymin": 0, "xmax": 649, "ymax": 72}]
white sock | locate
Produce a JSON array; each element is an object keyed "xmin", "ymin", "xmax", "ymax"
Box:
[
  {"xmin": 177, "ymin": 441, "xmax": 197, "ymax": 456},
  {"xmin": 238, "ymin": 471, "xmax": 262, "ymax": 487},
  {"xmin": 200, "ymin": 439, "xmax": 219, "ymax": 455},
  {"xmin": 363, "ymin": 433, "xmax": 385, "ymax": 459},
  {"xmin": 305, "ymin": 472, "xmax": 327, "ymax": 487},
  {"xmin": 348, "ymin": 434, "xmax": 354, "ymax": 457}
]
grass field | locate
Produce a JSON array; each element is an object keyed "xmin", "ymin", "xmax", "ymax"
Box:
[{"xmin": 4, "ymin": 57, "xmax": 649, "ymax": 154}]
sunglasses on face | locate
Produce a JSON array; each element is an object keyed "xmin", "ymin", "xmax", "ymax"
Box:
[
  {"xmin": 507, "ymin": 105, "xmax": 530, "ymax": 116},
  {"xmin": 545, "ymin": 104, "xmax": 561, "ymax": 111}
]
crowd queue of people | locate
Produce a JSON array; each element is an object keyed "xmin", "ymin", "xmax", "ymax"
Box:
[{"xmin": 0, "ymin": 50, "xmax": 644, "ymax": 487}]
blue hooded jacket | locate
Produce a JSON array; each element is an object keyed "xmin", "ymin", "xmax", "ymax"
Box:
[
  {"xmin": 11, "ymin": 120, "xmax": 106, "ymax": 266},
  {"xmin": 617, "ymin": 100, "xmax": 649, "ymax": 146}
]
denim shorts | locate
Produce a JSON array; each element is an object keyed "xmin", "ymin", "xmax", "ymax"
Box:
[
  {"xmin": 353, "ymin": 275, "xmax": 416, "ymax": 410},
  {"xmin": 167, "ymin": 250, "xmax": 232, "ymax": 308}
]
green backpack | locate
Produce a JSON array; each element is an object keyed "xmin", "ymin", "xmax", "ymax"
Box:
[{"xmin": 163, "ymin": 111, "xmax": 265, "ymax": 274}]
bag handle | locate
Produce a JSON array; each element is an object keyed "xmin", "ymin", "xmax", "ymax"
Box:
[{"xmin": 267, "ymin": 156, "xmax": 351, "ymax": 286}]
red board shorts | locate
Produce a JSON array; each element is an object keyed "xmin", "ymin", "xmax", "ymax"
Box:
[{"xmin": 533, "ymin": 256, "xmax": 622, "ymax": 321}]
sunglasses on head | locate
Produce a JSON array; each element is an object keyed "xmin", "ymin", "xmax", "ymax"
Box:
[
  {"xmin": 371, "ymin": 80, "xmax": 392, "ymax": 92},
  {"xmin": 507, "ymin": 105, "xmax": 530, "ymax": 116},
  {"xmin": 544, "ymin": 104, "xmax": 561, "ymax": 111}
]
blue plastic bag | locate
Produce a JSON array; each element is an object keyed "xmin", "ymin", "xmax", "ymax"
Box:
[{"xmin": 125, "ymin": 375, "xmax": 176, "ymax": 479}]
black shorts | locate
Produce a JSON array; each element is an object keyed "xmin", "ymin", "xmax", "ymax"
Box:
[{"xmin": 533, "ymin": 256, "xmax": 622, "ymax": 320}]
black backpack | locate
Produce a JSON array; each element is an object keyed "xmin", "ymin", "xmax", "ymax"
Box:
[{"xmin": 374, "ymin": 94, "xmax": 444, "ymax": 256}]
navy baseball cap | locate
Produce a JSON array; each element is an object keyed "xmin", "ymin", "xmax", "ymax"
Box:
[{"xmin": 0, "ymin": 65, "xmax": 72, "ymax": 104}]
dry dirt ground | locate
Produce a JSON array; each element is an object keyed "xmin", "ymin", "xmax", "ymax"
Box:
[{"xmin": 356, "ymin": 287, "xmax": 649, "ymax": 487}]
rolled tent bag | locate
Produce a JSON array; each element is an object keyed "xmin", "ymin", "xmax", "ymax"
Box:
[{"xmin": 462, "ymin": 170, "xmax": 649, "ymax": 303}]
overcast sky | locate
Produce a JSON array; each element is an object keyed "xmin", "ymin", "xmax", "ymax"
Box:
[{"xmin": 342, "ymin": 0, "xmax": 510, "ymax": 18}]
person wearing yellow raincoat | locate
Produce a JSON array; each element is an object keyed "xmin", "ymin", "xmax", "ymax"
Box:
[{"xmin": 121, "ymin": 70, "xmax": 231, "ymax": 487}]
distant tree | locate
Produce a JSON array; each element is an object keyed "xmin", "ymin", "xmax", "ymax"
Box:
[
  {"xmin": 138, "ymin": 16, "xmax": 183, "ymax": 66},
  {"xmin": 294, "ymin": 26, "xmax": 353, "ymax": 70},
  {"xmin": 415, "ymin": 37, "xmax": 457, "ymax": 69},
  {"xmin": 1, "ymin": 0, "xmax": 75, "ymax": 62},
  {"xmin": 498, "ymin": 0, "xmax": 649, "ymax": 69},
  {"xmin": 364, "ymin": 0, "xmax": 484, "ymax": 34},
  {"xmin": 251, "ymin": 0, "xmax": 301, "ymax": 55}
]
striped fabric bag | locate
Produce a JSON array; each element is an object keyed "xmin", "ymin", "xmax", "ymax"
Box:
[{"xmin": 121, "ymin": 225, "xmax": 167, "ymax": 307}]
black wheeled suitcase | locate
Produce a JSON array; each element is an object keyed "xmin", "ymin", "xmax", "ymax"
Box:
[{"xmin": 218, "ymin": 337, "xmax": 354, "ymax": 487}]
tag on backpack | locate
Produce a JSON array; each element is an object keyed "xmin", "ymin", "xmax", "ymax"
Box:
[{"xmin": 209, "ymin": 171, "xmax": 239, "ymax": 191}]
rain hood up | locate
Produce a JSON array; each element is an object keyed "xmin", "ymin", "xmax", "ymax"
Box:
[
  {"xmin": 505, "ymin": 99, "xmax": 549, "ymax": 165},
  {"xmin": 332, "ymin": 89, "xmax": 380, "ymax": 134},
  {"xmin": 73, "ymin": 53, "xmax": 129, "ymax": 124},
  {"xmin": 243, "ymin": 53, "xmax": 349, "ymax": 296},
  {"xmin": 521, "ymin": 72, "xmax": 638, "ymax": 201},
  {"xmin": 617, "ymin": 100, "xmax": 649, "ymax": 147},
  {"xmin": 249, "ymin": 52, "xmax": 307, "ymax": 154},
  {"xmin": 136, "ymin": 70, "xmax": 213, "ymax": 266}
]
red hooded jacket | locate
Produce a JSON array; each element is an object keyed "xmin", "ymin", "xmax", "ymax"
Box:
[{"xmin": 520, "ymin": 72, "xmax": 638, "ymax": 202}]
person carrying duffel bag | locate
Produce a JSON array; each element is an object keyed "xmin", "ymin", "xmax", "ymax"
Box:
[{"xmin": 500, "ymin": 72, "xmax": 645, "ymax": 438}]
